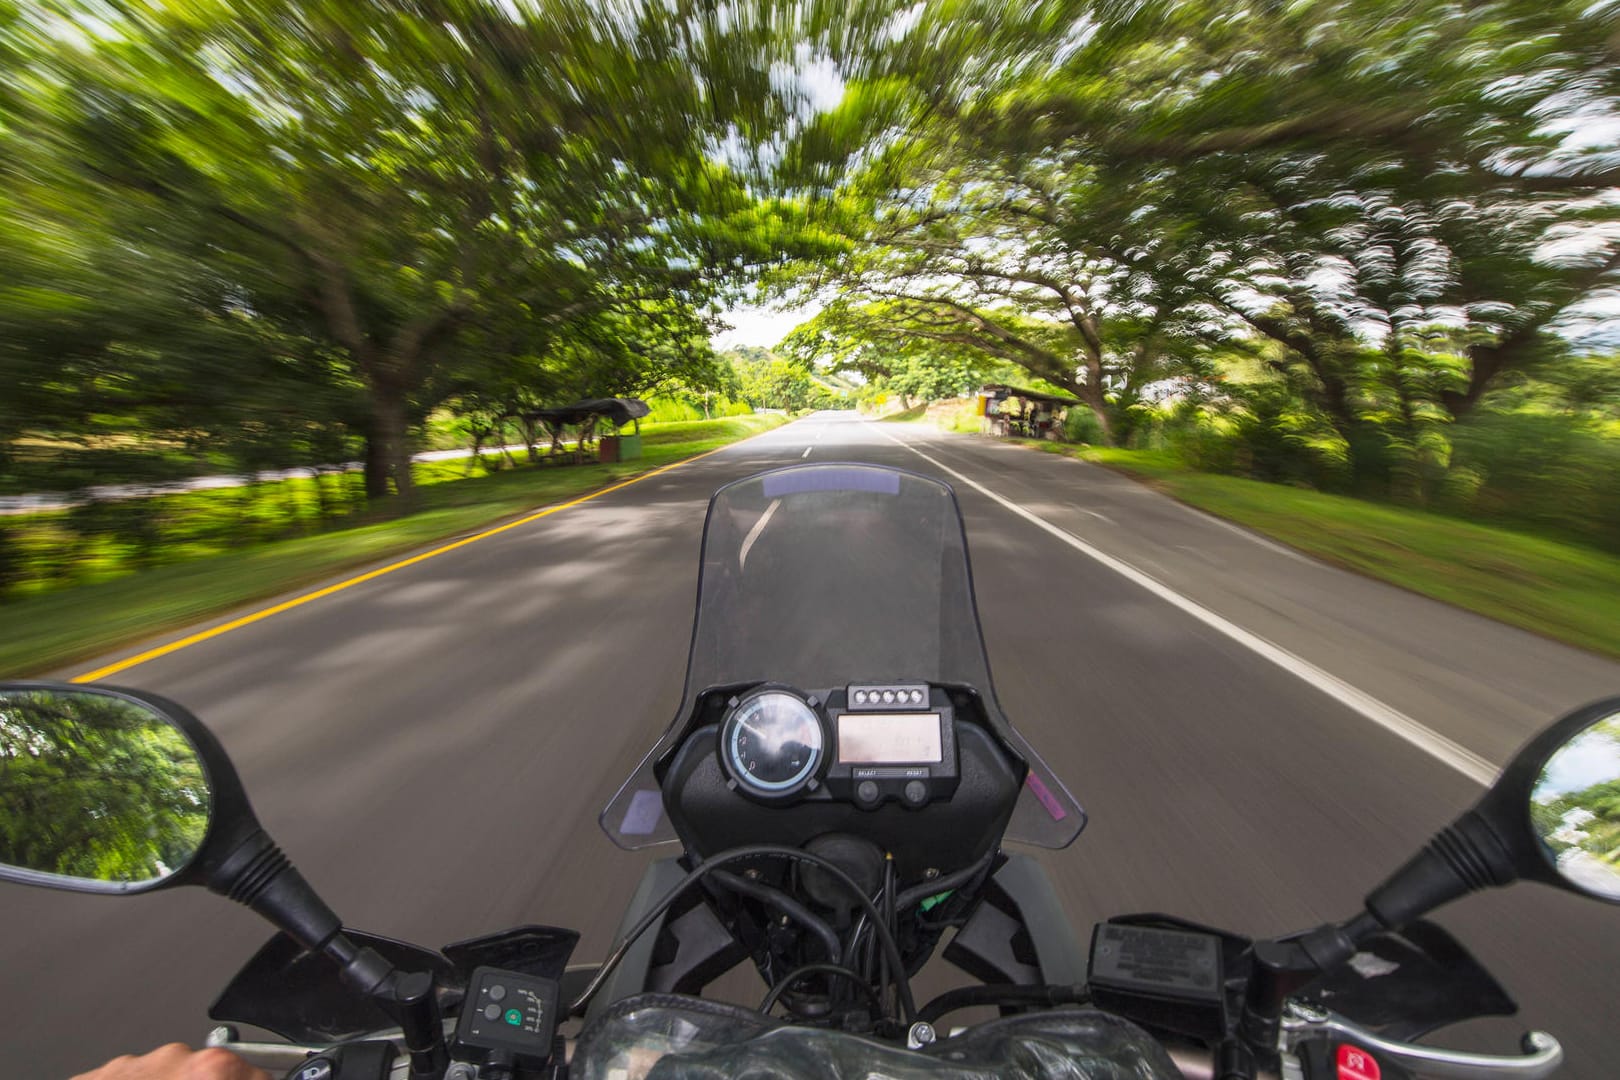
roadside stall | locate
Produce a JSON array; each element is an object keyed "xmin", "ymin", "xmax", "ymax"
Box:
[
  {"xmin": 975, "ymin": 384, "xmax": 1080, "ymax": 439},
  {"xmin": 526, "ymin": 397, "xmax": 650, "ymax": 464}
]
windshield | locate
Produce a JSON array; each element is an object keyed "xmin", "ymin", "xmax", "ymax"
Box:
[{"xmin": 600, "ymin": 463, "xmax": 1083, "ymax": 850}]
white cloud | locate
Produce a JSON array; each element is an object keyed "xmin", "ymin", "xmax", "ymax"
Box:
[{"xmin": 712, "ymin": 301, "xmax": 822, "ymax": 349}]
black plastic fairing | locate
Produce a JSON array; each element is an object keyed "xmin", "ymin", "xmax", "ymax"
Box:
[
  {"xmin": 1294, "ymin": 920, "xmax": 1515, "ymax": 1041},
  {"xmin": 661, "ymin": 719, "xmax": 1020, "ymax": 886},
  {"xmin": 211, "ymin": 929, "xmax": 459, "ymax": 1043}
]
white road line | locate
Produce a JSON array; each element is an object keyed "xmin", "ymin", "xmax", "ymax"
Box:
[{"xmin": 874, "ymin": 426, "xmax": 1497, "ymax": 786}]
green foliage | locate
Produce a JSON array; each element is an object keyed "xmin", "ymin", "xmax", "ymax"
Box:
[
  {"xmin": 766, "ymin": 0, "xmax": 1620, "ymax": 528},
  {"xmin": 0, "ymin": 415, "xmax": 786, "ymax": 677},
  {"xmin": 1443, "ymin": 411, "xmax": 1620, "ymax": 547},
  {"xmin": 725, "ymin": 348, "xmax": 845, "ymax": 411},
  {"xmin": 2, "ymin": 0, "xmax": 1618, "ymax": 588},
  {"xmin": 0, "ymin": 690, "xmax": 209, "ymax": 882},
  {"xmin": 2, "ymin": 0, "xmax": 804, "ymax": 514}
]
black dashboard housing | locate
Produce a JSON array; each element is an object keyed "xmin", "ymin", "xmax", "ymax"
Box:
[{"xmin": 658, "ymin": 682, "xmax": 1023, "ymax": 886}]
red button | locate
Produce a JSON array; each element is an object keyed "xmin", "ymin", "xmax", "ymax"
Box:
[{"xmin": 1338, "ymin": 1044, "xmax": 1381, "ymax": 1080}]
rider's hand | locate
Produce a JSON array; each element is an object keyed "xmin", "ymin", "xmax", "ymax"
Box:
[{"xmin": 69, "ymin": 1043, "xmax": 272, "ymax": 1080}]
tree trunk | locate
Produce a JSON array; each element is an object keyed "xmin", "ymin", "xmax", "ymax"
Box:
[
  {"xmin": 309, "ymin": 467, "xmax": 333, "ymax": 520},
  {"xmin": 519, "ymin": 416, "xmax": 541, "ymax": 462},
  {"xmin": 365, "ymin": 385, "xmax": 413, "ymax": 499},
  {"xmin": 363, "ymin": 423, "xmax": 391, "ymax": 499},
  {"xmin": 1076, "ymin": 344, "xmax": 1115, "ymax": 446},
  {"xmin": 1078, "ymin": 391, "xmax": 1113, "ymax": 445}
]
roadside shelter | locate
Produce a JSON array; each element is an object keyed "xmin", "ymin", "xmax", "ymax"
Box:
[
  {"xmin": 976, "ymin": 384, "xmax": 1080, "ymax": 439},
  {"xmin": 526, "ymin": 397, "xmax": 651, "ymax": 463}
]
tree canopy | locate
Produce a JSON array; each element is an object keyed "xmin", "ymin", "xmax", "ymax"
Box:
[{"xmin": 2, "ymin": 0, "xmax": 1616, "ymax": 530}]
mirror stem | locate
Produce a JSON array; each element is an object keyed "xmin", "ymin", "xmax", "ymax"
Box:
[
  {"xmin": 211, "ymin": 832, "xmax": 450, "ymax": 1074},
  {"xmin": 209, "ymin": 830, "xmax": 342, "ymax": 952},
  {"xmin": 384, "ymin": 969, "xmax": 449, "ymax": 1078},
  {"xmin": 1239, "ymin": 922, "xmax": 1359, "ymax": 1050},
  {"xmin": 1364, "ymin": 811, "xmax": 1517, "ymax": 931},
  {"xmin": 324, "ymin": 936, "xmax": 446, "ymax": 1077}
]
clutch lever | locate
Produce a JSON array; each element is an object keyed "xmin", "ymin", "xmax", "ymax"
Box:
[{"xmin": 1280, "ymin": 1003, "xmax": 1561, "ymax": 1080}]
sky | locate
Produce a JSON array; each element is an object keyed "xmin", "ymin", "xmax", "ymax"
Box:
[
  {"xmin": 711, "ymin": 300, "xmax": 822, "ymax": 350},
  {"xmin": 1536, "ymin": 725, "xmax": 1620, "ymax": 800}
]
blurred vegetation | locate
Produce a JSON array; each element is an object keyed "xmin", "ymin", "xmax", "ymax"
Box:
[
  {"xmin": 0, "ymin": 415, "xmax": 784, "ymax": 677},
  {"xmin": 1014, "ymin": 441, "xmax": 1620, "ymax": 658},
  {"xmin": 1, "ymin": 0, "xmax": 1617, "ymax": 621},
  {"xmin": 0, "ymin": 416, "xmax": 779, "ymax": 603},
  {"xmin": 767, "ymin": 0, "xmax": 1619, "ymax": 549},
  {"xmin": 0, "ymin": 0, "xmax": 837, "ymax": 594},
  {"xmin": 0, "ymin": 689, "xmax": 208, "ymax": 882}
]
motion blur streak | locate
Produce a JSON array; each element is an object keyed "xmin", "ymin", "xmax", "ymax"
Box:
[{"xmin": 68, "ymin": 437, "xmax": 754, "ymax": 684}]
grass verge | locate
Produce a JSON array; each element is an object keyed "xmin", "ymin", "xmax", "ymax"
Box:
[
  {"xmin": 1011, "ymin": 439, "xmax": 1620, "ymax": 660},
  {"xmin": 0, "ymin": 415, "xmax": 785, "ymax": 678}
]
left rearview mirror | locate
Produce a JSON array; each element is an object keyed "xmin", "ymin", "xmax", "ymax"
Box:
[
  {"xmin": 0, "ymin": 685, "xmax": 213, "ymax": 893},
  {"xmin": 0, "ymin": 682, "xmax": 345, "ymax": 954}
]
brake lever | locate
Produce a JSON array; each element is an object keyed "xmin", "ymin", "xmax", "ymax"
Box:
[{"xmin": 1280, "ymin": 1003, "xmax": 1562, "ymax": 1080}]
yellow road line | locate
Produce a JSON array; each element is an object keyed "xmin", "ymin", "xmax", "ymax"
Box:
[{"xmin": 70, "ymin": 436, "xmax": 757, "ymax": 684}]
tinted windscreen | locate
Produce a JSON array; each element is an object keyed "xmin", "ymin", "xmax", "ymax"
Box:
[
  {"xmin": 684, "ymin": 464, "xmax": 990, "ymax": 692},
  {"xmin": 601, "ymin": 463, "xmax": 1083, "ymax": 850}
]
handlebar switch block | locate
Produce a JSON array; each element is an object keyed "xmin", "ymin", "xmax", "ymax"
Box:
[
  {"xmin": 452, "ymin": 965, "xmax": 560, "ymax": 1069},
  {"xmin": 1088, "ymin": 922, "xmax": 1226, "ymax": 1041}
]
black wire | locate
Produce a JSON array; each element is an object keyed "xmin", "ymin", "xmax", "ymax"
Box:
[
  {"xmin": 894, "ymin": 849, "xmax": 997, "ymax": 912},
  {"xmin": 759, "ymin": 962, "xmax": 882, "ymax": 1016},
  {"xmin": 711, "ymin": 869, "xmax": 842, "ymax": 961},
  {"xmin": 879, "ymin": 854, "xmax": 895, "ymax": 1016},
  {"xmin": 843, "ymin": 849, "xmax": 996, "ymax": 975},
  {"xmin": 843, "ymin": 910, "xmax": 869, "ymax": 969},
  {"xmin": 568, "ymin": 844, "xmax": 917, "ymax": 1022}
]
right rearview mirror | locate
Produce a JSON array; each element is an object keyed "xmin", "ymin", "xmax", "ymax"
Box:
[
  {"xmin": 1365, "ymin": 697, "xmax": 1620, "ymax": 931},
  {"xmin": 1529, "ymin": 711, "xmax": 1620, "ymax": 901}
]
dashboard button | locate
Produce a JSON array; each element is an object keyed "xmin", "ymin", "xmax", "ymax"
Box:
[
  {"xmin": 488, "ymin": 984, "xmax": 506, "ymax": 1002},
  {"xmin": 483, "ymin": 1004, "xmax": 502, "ymax": 1021},
  {"xmin": 904, "ymin": 780, "xmax": 928, "ymax": 806},
  {"xmin": 856, "ymin": 780, "xmax": 880, "ymax": 805}
]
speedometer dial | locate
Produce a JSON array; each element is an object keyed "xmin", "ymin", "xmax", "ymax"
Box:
[{"xmin": 721, "ymin": 690, "xmax": 825, "ymax": 801}]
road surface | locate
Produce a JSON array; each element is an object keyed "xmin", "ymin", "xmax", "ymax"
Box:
[{"xmin": 4, "ymin": 413, "xmax": 1618, "ymax": 1076}]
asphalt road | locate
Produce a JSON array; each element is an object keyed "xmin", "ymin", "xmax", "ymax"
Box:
[{"xmin": 4, "ymin": 413, "xmax": 1619, "ymax": 1077}]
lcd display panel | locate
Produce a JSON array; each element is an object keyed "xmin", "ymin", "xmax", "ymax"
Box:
[{"xmin": 837, "ymin": 713, "xmax": 943, "ymax": 764}]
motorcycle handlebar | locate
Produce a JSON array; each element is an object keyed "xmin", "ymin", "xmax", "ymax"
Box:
[{"xmin": 211, "ymin": 1013, "xmax": 1562, "ymax": 1080}]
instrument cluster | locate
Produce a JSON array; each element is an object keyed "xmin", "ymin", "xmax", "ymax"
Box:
[{"xmin": 718, "ymin": 683, "xmax": 959, "ymax": 809}]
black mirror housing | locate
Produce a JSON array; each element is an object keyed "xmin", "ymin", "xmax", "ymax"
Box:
[
  {"xmin": 0, "ymin": 681, "xmax": 343, "ymax": 952},
  {"xmin": 1365, "ymin": 696, "xmax": 1620, "ymax": 931}
]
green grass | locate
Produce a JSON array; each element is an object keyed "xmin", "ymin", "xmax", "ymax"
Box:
[
  {"xmin": 1010, "ymin": 440, "xmax": 1620, "ymax": 660},
  {"xmin": 0, "ymin": 414, "xmax": 785, "ymax": 678},
  {"xmin": 1, "ymin": 417, "xmax": 782, "ymax": 601}
]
